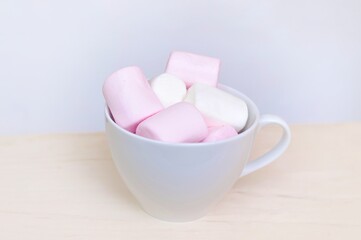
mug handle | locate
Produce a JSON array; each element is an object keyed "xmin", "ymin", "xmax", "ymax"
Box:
[{"xmin": 240, "ymin": 114, "xmax": 291, "ymax": 177}]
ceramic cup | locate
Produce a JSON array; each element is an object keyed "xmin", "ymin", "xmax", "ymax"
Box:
[{"xmin": 105, "ymin": 84, "xmax": 291, "ymax": 222}]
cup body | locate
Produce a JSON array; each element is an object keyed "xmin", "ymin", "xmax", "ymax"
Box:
[{"xmin": 105, "ymin": 84, "xmax": 260, "ymax": 221}]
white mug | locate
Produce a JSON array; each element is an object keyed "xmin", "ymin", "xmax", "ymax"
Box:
[{"xmin": 105, "ymin": 84, "xmax": 291, "ymax": 222}]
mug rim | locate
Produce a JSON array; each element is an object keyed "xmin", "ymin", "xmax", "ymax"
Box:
[{"xmin": 104, "ymin": 83, "xmax": 260, "ymax": 147}]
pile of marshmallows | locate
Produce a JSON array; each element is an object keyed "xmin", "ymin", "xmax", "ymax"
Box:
[{"xmin": 103, "ymin": 51, "xmax": 248, "ymax": 143}]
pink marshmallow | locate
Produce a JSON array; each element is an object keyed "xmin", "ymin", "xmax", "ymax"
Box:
[
  {"xmin": 136, "ymin": 102, "xmax": 208, "ymax": 143},
  {"xmin": 165, "ymin": 51, "xmax": 220, "ymax": 88},
  {"xmin": 202, "ymin": 125, "xmax": 238, "ymax": 143},
  {"xmin": 103, "ymin": 66, "xmax": 163, "ymax": 132}
]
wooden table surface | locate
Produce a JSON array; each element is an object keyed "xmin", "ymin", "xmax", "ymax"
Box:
[{"xmin": 0, "ymin": 123, "xmax": 360, "ymax": 239}]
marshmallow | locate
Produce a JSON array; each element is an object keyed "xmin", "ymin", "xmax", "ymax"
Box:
[
  {"xmin": 136, "ymin": 102, "xmax": 208, "ymax": 143},
  {"xmin": 150, "ymin": 73, "xmax": 187, "ymax": 108},
  {"xmin": 184, "ymin": 83, "xmax": 248, "ymax": 132},
  {"xmin": 165, "ymin": 51, "xmax": 220, "ymax": 88},
  {"xmin": 202, "ymin": 125, "xmax": 238, "ymax": 143},
  {"xmin": 103, "ymin": 66, "xmax": 163, "ymax": 132}
]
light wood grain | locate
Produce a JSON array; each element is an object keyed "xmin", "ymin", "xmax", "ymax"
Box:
[{"xmin": 0, "ymin": 123, "xmax": 360, "ymax": 239}]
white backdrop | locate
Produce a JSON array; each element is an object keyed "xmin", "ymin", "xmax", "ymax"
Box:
[{"xmin": 1, "ymin": 0, "xmax": 361, "ymax": 135}]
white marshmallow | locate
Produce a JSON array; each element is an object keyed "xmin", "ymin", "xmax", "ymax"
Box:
[
  {"xmin": 150, "ymin": 73, "xmax": 187, "ymax": 108},
  {"xmin": 184, "ymin": 83, "xmax": 248, "ymax": 132}
]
